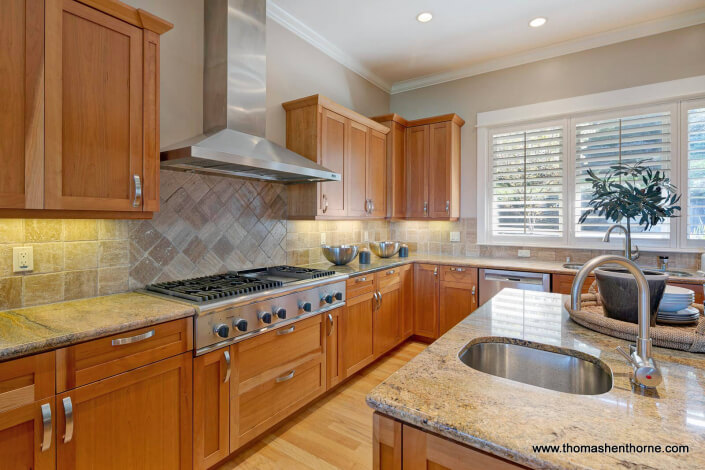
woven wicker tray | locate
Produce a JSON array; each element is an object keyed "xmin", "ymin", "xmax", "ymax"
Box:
[{"xmin": 565, "ymin": 291, "xmax": 705, "ymax": 353}]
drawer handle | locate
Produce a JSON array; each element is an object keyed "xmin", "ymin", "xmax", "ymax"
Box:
[
  {"xmin": 276, "ymin": 370, "xmax": 296, "ymax": 383},
  {"xmin": 433, "ymin": 267, "xmax": 438, "ymax": 276},
  {"xmin": 40, "ymin": 403, "xmax": 52, "ymax": 452},
  {"xmin": 355, "ymin": 276, "xmax": 367, "ymax": 283},
  {"xmin": 111, "ymin": 329, "xmax": 155, "ymax": 346},
  {"xmin": 132, "ymin": 174, "xmax": 142, "ymax": 208},
  {"xmin": 471, "ymin": 285, "xmax": 476, "ymax": 295},
  {"xmin": 62, "ymin": 397, "xmax": 73, "ymax": 444},
  {"xmin": 450, "ymin": 267, "xmax": 465, "ymax": 272},
  {"xmin": 322, "ymin": 194, "xmax": 328, "ymax": 213},
  {"xmin": 386, "ymin": 269, "xmax": 395, "ymax": 275},
  {"xmin": 327, "ymin": 313, "xmax": 334, "ymax": 336},
  {"xmin": 276, "ymin": 326, "xmax": 296, "ymax": 336},
  {"xmin": 223, "ymin": 350, "xmax": 231, "ymax": 384}
]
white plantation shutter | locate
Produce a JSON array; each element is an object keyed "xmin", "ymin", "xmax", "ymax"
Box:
[
  {"xmin": 574, "ymin": 110, "xmax": 672, "ymax": 239},
  {"xmin": 491, "ymin": 125, "xmax": 564, "ymax": 237},
  {"xmin": 687, "ymin": 105, "xmax": 705, "ymax": 240}
]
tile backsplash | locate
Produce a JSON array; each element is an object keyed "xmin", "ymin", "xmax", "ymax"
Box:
[{"xmin": 0, "ymin": 219, "xmax": 129, "ymax": 309}]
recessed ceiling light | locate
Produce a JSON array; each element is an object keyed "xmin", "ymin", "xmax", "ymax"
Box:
[
  {"xmin": 416, "ymin": 12, "xmax": 433, "ymax": 23},
  {"xmin": 529, "ymin": 17, "xmax": 547, "ymax": 28}
]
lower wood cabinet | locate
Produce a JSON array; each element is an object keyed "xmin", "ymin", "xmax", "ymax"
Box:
[
  {"xmin": 413, "ymin": 264, "xmax": 440, "ymax": 340},
  {"xmin": 343, "ymin": 291, "xmax": 376, "ymax": 377},
  {"xmin": 399, "ymin": 264, "xmax": 414, "ymax": 340},
  {"xmin": 326, "ymin": 307, "xmax": 344, "ymax": 390},
  {"xmin": 439, "ymin": 266, "xmax": 478, "ymax": 336},
  {"xmin": 374, "ymin": 268, "xmax": 402, "ymax": 357},
  {"xmin": 56, "ymin": 352, "xmax": 193, "ymax": 470},
  {"xmin": 0, "ymin": 399, "xmax": 56, "ymax": 470},
  {"xmin": 374, "ymin": 413, "xmax": 527, "ymax": 470},
  {"xmin": 552, "ymin": 273, "xmax": 595, "ymax": 295}
]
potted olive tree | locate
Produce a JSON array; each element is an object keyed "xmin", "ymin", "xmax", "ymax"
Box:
[{"xmin": 578, "ymin": 160, "xmax": 681, "ymax": 324}]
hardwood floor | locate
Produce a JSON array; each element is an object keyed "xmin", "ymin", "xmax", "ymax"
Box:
[{"xmin": 215, "ymin": 341, "xmax": 427, "ymax": 470}]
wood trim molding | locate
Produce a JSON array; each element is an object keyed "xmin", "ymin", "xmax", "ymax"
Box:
[
  {"xmin": 407, "ymin": 114, "xmax": 466, "ymax": 127},
  {"xmin": 282, "ymin": 95, "xmax": 391, "ymax": 134},
  {"xmin": 0, "ymin": 209, "xmax": 153, "ymax": 219},
  {"xmin": 75, "ymin": 0, "xmax": 173, "ymax": 34},
  {"xmin": 370, "ymin": 113, "xmax": 409, "ymax": 127}
]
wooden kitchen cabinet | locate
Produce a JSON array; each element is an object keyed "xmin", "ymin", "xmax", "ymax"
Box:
[
  {"xmin": 56, "ymin": 352, "xmax": 193, "ymax": 470},
  {"xmin": 374, "ymin": 268, "xmax": 402, "ymax": 357},
  {"xmin": 371, "ymin": 114, "xmax": 408, "ymax": 219},
  {"xmin": 399, "ymin": 264, "xmax": 414, "ymax": 340},
  {"xmin": 342, "ymin": 291, "xmax": 376, "ymax": 376},
  {"xmin": 326, "ymin": 307, "xmax": 344, "ymax": 390},
  {"xmin": 405, "ymin": 125, "xmax": 429, "ymax": 219},
  {"xmin": 552, "ymin": 274, "xmax": 595, "ymax": 295},
  {"xmin": 283, "ymin": 94, "xmax": 390, "ymax": 220},
  {"xmin": 373, "ymin": 412, "xmax": 402, "ymax": 470},
  {"xmin": 193, "ymin": 348, "xmax": 231, "ymax": 470},
  {"xmin": 439, "ymin": 266, "xmax": 478, "ymax": 336},
  {"xmin": 414, "ymin": 264, "xmax": 440, "ymax": 340},
  {"xmin": 0, "ymin": 0, "xmax": 171, "ymax": 218}
]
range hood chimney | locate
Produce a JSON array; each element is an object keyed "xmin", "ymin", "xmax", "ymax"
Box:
[{"xmin": 160, "ymin": 0, "xmax": 341, "ymax": 183}]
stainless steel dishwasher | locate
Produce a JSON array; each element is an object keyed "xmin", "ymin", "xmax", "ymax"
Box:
[{"xmin": 478, "ymin": 269, "xmax": 551, "ymax": 305}]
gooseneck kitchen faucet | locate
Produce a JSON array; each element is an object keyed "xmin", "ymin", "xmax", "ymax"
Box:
[{"xmin": 571, "ymin": 255, "xmax": 662, "ymax": 389}]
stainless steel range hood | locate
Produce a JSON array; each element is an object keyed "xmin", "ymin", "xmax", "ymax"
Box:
[{"xmin": 160, "ymin": 0, "xmax": 340, "ymax": 184}]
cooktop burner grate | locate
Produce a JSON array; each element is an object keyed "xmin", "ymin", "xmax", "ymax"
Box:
[
  {"xmin": 242, "ymin": 265, "xmax": 336, "ymax": 280},
  {"xmin": 146, "ymin": 272, "xmax": 283, "ymax": 302}
]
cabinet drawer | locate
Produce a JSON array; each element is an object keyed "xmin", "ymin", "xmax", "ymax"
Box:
[
  {"xmin": 237, "ymin": 315, "xmax": 324, "ymax": 384},
  {"xmin": 0, "ymin": 352, "xmax": 55, "ymax": 413},
  {"xmin": 347, "ymin": 274, "xmax": 375, "ymax": 298},
  {"xmin": 375, "ymin": 268, "xmax": 401, "ymax": 290},
  {"xmin": 440, "ymin": 265, "xmax": 476, "ymax": 284},
  {"xmin": 56, "ymin": 318, "xmax": 192, "ymax": 392}
]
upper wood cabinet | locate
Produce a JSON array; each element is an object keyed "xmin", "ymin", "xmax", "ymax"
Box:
[
  {"xmin": 0, "ymin": 0, "xmax": 171, "ymax": 219},
  {"xmin": 283, "ymin": 95, "xmax": 390, "ymax": 220},
  {"xmin": 372, "ymin": 113, "xmax": 464, "ymax": 221}
]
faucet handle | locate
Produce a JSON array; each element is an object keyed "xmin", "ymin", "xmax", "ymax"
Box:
[
  {"xmin": 630, "ymin": 244, "xmax": 640, "ymax": 261},
  {"xmin": 616, "ymin": 346, "xmax": 638, "ymax": 368},
  {"xmin": 616, "ymin": 345, "xmax": 663, "ymax": 388}
]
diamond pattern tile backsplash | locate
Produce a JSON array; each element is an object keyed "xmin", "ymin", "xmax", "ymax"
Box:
[{"xmin": 128, "ymin": 171, "xmax": 288, "ymax": 289}]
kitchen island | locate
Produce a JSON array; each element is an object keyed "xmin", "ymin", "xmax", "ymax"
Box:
[{"xmin": 366, "ymin": 288, "xmax": 705, "ymax": 469}]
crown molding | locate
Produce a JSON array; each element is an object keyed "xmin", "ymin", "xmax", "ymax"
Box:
[
  {"xmin": 266, "ymin": 1, "xmax": 392, "ymax": 93},
  {"xmin": 391, "ymin": 7, "xmax": 705, "ymax": 94}
]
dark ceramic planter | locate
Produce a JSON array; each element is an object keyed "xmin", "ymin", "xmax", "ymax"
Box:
[{"xmin": 594, "ymin": 268, "xmax": 668, "ymax": 326}]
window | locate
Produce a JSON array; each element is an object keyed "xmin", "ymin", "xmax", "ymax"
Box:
[
  {"xmin": 686, "ymin": 102, "xmax": 705, "ymax": 240},
  {"xmin": 574, "ymin": 110, "xmax": 672, "ymax": 240},
  {"xmin": 490, "ymin": 123, "xmax": 564, "ymax": 238}
]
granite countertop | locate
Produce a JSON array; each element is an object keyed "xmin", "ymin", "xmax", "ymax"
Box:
[
  {"xmin": 302, "ymin": 254, "xmax": 705, "ymax": 285},
  {"xmin": 366, "ymin": 288, "xmax": 705, "ymax": 470},
  {"xmin": 0, "ymin": 292, "xmax": 196, "ymax": 362}
]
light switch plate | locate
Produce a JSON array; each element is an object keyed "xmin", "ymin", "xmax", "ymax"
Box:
[
  {"xmin": 13, "ymin": 246, "xmax": 34, "ymax": 272},
  {"xmin": 449, "ymin": 231, "xmax": 461, "ymax": 242},
  {"xmin": 518, "ymin": 249, "xmax": 531, "ymax": 258},
  {"xmin": 320, "ymin": 233, "xmax": 326, "ymax": 244}
]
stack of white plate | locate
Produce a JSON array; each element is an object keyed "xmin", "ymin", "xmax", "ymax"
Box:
[{"xmin": 657, "ymin": 286, "xmax": 699, "ymax": 325}]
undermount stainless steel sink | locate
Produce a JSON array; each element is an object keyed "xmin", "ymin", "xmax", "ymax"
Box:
[
  {"xmin": 562, "ymin": 263, "xmax": 692, "ymax": 277},
  {"xmin": 459, "ymin": 339, "xmax": 613, "ymax": 395}
]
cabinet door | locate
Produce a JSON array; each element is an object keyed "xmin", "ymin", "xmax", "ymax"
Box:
[
  {"xmin": 400, "ymin": 264, "xmax": 414, "ymax": 340},
  {"xmin": 142, "ymin": 30, "xmax": 160, "ymax": 212},
  {"xmin": 374, "ymin": 275, "xmax": 401, "ymax": 357},
  {"xmin": 0, "ymin": 399, "xmax": 55, "ymax": 470},
  {"xmin": 347, "ymin": 120, "xmax": 369, "ymax": 217},
  {"xmin": 0, "ymin": 0, "xmax": 44, "ymax": 209},
  {"xmin": 342, "ymin": 292, "xmax": 375, "ymax": 376},
  {"xmin": 57, "ymin": 353, "xmax": 193, "ymax": 470},
  {"xmin": 406, "ymin": 125, "xmax": 429, "ymax": 218},
  {"xmin": 402, "ymin": 424, "xmax": 524, "ymax": 470},
  {"xmin": 367, "ymin": 128, "xmax": 387, "ymax": 218},
  {"xmin": 373, "ymin": 413, "xmax": 401, "ymax": 470},
  {"xmin": 325, "ymin": 307, "xmax": 344, "ymax": 389},
  {"xmin": 439, "ymin": 281, "xmax": 477, "ymax": 336},
  {"xmin": 45, "ymin": 0, "xmax": 144, "ymax": 211},
  {"xmin": 193, "ymin": 348, "xmax": 230, "ymax": 470},
  {"xmin": 552, "ymin": 274, "xmax": 594, "ymax": 295},
  {"xmin": 428, "ymin": 122, "xmax": 452, "ymax": 218},
  {"xmin": 413, "ymin": 264, "xmax": 439, "ymax": 340},
  {"xmin": 320, "ymin": 108, "xmax": 347, "ymax": 216}
]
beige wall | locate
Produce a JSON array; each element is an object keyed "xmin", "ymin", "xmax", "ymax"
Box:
[{"xmin": 390, "ymin": 24, "xmax": 705, "ymax": 218}]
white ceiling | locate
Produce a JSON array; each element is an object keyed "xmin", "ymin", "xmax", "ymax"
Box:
[{"xmin": 267, "ymin": 0, "xmax": 705, "ymax": 93}]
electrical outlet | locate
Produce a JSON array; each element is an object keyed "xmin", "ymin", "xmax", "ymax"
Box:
[
  {"xmin": 364, "ymin": 231, "xmax": 369, "ymax": 241},
  {"xmin": 320, "ymin": 233, "xmax": 326, "ymax": 244},
  {"xmin": 13, "ymin": 246, "xmax": 34, "ymax": 273},
  {"xmin": 449, "ymin": 231, "xmax": 461, "ymax": 242},
  {"xmin": 518, "ymin": 249, "xmax": 531, "ymax": 258}
]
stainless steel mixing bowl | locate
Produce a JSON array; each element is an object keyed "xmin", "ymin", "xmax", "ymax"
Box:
[
  {"xmin": 321, "ymin": 245, "xmax": 359, "ymax": 265},
  {"xmin": 368, "ymin": 241, "xmax": 401, "ymax": 258}
]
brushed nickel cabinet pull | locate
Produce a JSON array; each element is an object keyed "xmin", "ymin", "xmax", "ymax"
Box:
[
  {"xmin": 450, "ymin": 267, "xmax": 465, "ymax": 272},
  {"xmin": 355, "ymin": 276, "xmax": 367, "ymax": 283},
  {"xmin": 370, "ymin": 199, "xmax": 375, "ymax": 214},
  {"xmin": 276, "ymin": 326, "xmax": 296, "ymax": 336},
  {"xmin": 112, "ymin": 329, "xmax": 155, "ymax": 346},
  {"xmin": 322, "ymin": 194, "xmax": 328, "ymax": 213},
  {"xmin": 433, "ymin": 267, "xmax": 438, "ymax": 276},
  {"xmin": 446, "ymin": 200, "xmax": 450, "ymax": 214},
  {"xmin": 471, "ymin": 285, "xmax": 476, "ymax": 295},
  {"xmin": 423, "ymin": 201, "xmax": 428, "ymax": 215},
  {"xmin": 132, "ymin": 175, "xmax": 142, "ymax": 208},
  {"xmin": 275, "ymin": 370, "xmax": 295, "ymax": 383},
  {"xmin": 62, "ymin": 397, "xmax": 73, "ymax": 444},
  {"xmin": 223, "ymin": 350, "xmax": 231, "ymax": 384},
  {"xmin": 387, "ymin": 269, "xmax": 395, "ymax": 275},
  {"xmin": 378, "ymin": 291, "xmax": 383, "ymax": 308},
  {"xmin": 327, "ymin": 313, "xmax": 334, "ymax": 336},
  {"xmin": 40, "ymin": 403, "xmax": 52, "ymax": 452}
]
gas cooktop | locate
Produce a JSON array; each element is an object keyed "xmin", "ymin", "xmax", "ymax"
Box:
[{"xmin": 145, "ymin": 266, "xmax": 336, "ymax": 303}]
